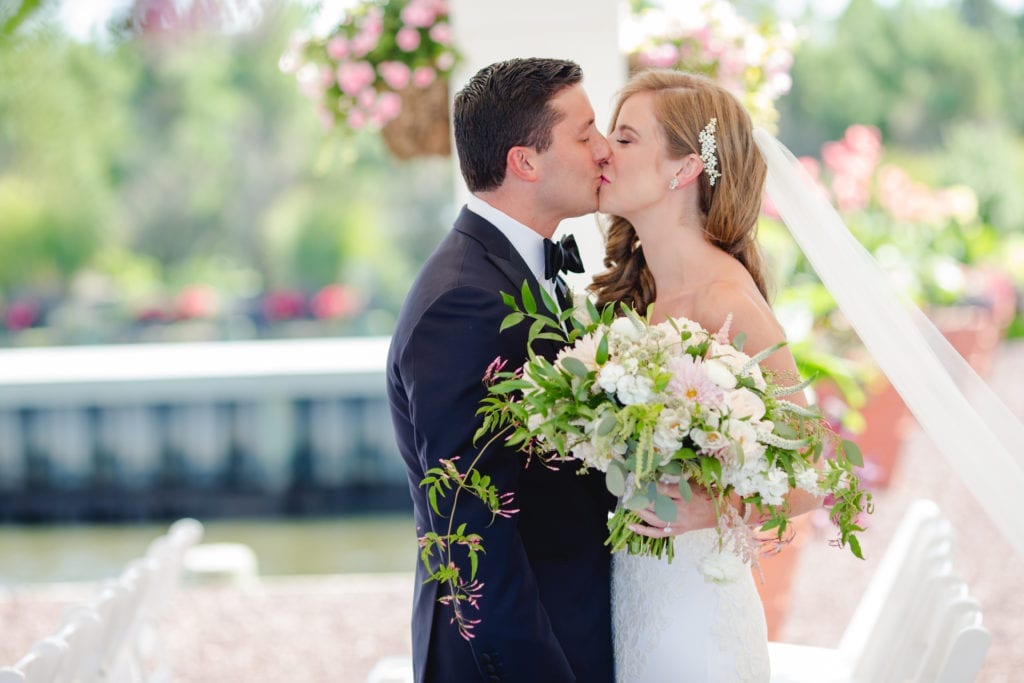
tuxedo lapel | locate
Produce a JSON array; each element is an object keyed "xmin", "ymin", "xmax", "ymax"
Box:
[{"xmin": 453, "ymin": 207, "xmax": 564, "ymax": 356}]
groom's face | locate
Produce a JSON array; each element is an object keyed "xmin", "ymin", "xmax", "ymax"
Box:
[{"xmin": 533, "ymin": 84, "xmax": 610, "ymax": 220}]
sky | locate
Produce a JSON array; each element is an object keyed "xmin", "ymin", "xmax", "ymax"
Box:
[{"xmin": 52, "ymin": 0, "xmax": 1024, "ymax": 42}]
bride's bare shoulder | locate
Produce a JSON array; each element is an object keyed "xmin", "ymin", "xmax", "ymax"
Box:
[{"xmin": 697, "ymin": 278, "xmax": 783, "ymax": 351}]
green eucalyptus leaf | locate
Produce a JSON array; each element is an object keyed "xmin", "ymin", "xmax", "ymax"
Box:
[
  {"xmin": 625, "ymin": 493, "xmax": 650, "ymax": 511},
  {"xmin": 654, "ymin": 493, "xmax": 676, "ymax": 523},
  {"xmin": 677, "ymin": 477, "xmax": 693, "ymax": 501},
  {"xmin": 561, "ymin": 357, "xmax": 589, "ymax": 377},
  {"xmin": 606, "ymin": 461, "xmax": 626, "ymax": 496},
  {"xmin": 597, "ymin": 413, "xmax": 617, "ymax": 436}
]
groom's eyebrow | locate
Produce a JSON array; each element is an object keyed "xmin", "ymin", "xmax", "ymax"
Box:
[{"xmin": 578, "ymin": 119, "xmax": 595, "ymax": 134}]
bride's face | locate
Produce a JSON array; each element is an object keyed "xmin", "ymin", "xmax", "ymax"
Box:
[{"xmin": 598, "ymin": 92, "xmax": 677, "ymax": 220}]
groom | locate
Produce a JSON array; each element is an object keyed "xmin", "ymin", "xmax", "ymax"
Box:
[{"xmin": 386, "ymin": 58, "xmax": 615, "ymax": 682}]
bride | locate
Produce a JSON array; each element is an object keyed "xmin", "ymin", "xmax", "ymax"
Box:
[{"xmin": 591, "ymin": 70, "xmax": 823, "ymax": 682}]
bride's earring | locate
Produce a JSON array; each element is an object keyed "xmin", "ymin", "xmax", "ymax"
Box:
[{"xmin": 668, "ymin": 177, "xmax": 679, "ymax": 190}]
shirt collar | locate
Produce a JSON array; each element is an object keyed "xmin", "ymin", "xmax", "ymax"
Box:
[{"xmin": 465, "ymin": 195, "xmax": 550, "ymax": 285}]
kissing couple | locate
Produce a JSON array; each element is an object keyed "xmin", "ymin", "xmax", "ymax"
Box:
[{"xmin": 386, "ymin": 56, "xmax": 822, "ymax": 682}]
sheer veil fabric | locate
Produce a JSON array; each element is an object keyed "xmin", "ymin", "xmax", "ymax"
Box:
[{"xmin": 753, "ymin": 129, "xmax": 1024, "ymax": 559}]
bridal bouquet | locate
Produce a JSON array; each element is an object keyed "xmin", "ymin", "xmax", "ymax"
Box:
[
  {"xmin": 420, "ymin": 284, "xmax": 871, "ymax": 636},
  {"xmin": 479, "ymin": 284, "xmax": 871, "ymax": 570}
]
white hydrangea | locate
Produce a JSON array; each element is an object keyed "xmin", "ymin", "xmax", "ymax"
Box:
[
  {"xmin": 597, "ymin": 363, "xmax": 626, "ymax": 394},
  {"xmin": 616, "ymin": 374, "xmax": 655, "ymax": 405},
  {"xmin": 760, "ymin": 467, "xmax": 790, "ymax": 506},
  {"xmin": 700, "ymin": 548, "xmax": 746, "ymax": 583},
  {"xmin": 722, "ymin": 452, "xmax": 769, "ymax": 498},
  {"xmin": 795, "ymin": 466, "xmax": 822, "ymax": 496}
]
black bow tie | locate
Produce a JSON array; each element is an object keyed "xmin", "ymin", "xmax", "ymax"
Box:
[{"xmin": 543, "ymin": 234, "xmax": 584, "ymax": 280}]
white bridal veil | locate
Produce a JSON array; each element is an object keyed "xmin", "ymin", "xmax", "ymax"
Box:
[{"xmin": 753, "ymin": 129, "xmax": 1024, "ymax": 559}]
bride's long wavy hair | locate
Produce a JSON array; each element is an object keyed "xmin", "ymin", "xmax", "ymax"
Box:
[{"xmin": 590, "ymin": 70, "xmax": 770, "ymax": 312}]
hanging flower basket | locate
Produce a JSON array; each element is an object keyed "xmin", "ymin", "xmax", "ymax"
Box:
[
  {"xmin": 380, "ymin": 76, "xmax": 451, "ymax": 159},
  {"xmin": 281, "ymin": 0, "xmax": 459, "ymax": 160}
]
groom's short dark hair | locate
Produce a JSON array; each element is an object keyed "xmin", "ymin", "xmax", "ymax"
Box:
[{"xmin": 453, "ymin": 57, "xmax": 583, "ymax": 193}]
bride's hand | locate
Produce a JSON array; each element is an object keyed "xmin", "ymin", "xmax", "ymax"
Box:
[{"xmin": 628, "ymin": 482, "xmax": 719, "ymax": 538}]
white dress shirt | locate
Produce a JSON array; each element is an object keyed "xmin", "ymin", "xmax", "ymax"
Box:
[{"xmin": 465, "ymin": 195, "xmax": 558, "ymax": 302}]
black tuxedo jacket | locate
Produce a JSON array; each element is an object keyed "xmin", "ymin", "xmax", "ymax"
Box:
[{"xmin": 386, "ymin": 207, "xmax": 615, "ymax": 682}]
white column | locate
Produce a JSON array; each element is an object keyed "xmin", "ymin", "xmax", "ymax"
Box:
[{"xmin": 449, "ymin": 0, "xmax": 626, "ymax": 289}]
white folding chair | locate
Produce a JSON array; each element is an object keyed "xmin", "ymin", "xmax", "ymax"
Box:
[
  {"xmin": 1, "ymin": 638, "xmax": 65, "ymax": 683},
  {"xmin": 769, "ymin": 499, "xmax": 991, "ymax": 683},
  {"xmin": 2, "ymin": 518, "xmax": 205, "ymax": 683}
]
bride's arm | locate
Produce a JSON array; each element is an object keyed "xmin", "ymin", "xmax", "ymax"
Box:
[{"xmin": 701, "ymin": 283, "xmax": 824, "ymax": 522}]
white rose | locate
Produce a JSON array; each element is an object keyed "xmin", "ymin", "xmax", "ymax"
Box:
[
  {"xmin": 703, "ymin": 359, "xmax": 738, "ymax": 389},
  {"xmin": 700, "ymin": 549, "xmax": 746, "ymax": 584},
  {"xmin": 710, "ymin": 342, "xmax": 750, "ymax": 371},
  {"xmin": 570, "ymin": 440, "xmax": 613, "ymax": 472},
  {"xmin": 610, "ymin": 315, "xmax": 642, "ymax": 341},
  {"xmin": 690, "ymin": 427, "xmax": 727, "ymax": 452},
  {"xmin": 724, "ymin": 388, "xmax": 766, "ymax": 421},
  {"xmin": 725, "ymin": 418, "xmax": 759, "ymax": 454}
]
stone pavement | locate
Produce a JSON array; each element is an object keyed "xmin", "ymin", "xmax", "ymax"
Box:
[{"xmin": 3, "ymin": 343, "xmax": 1023, "ymax": 682}]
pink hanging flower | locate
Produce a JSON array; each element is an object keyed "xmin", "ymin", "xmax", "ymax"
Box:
[
  {"xmin": 436, "ymin": 51, "xmax": 455, "ymax": 71},
  {"xmin": 378, "ymin": 61, "xmax": 411, "ymax": 90},
  {"xmin": 375, "ymin": 91, "xmax": 403, "ymax": 121},
  {"xmin": 429, "ymin": 22, "xmax": 452, "ymax": 45},
  {"xmin": 350, "ymin": 32, "xmax": 379, "ymax": 57},
  {"xmin": 396, "ymin": 27, "xmax": 421, "ymax": 52},
  {"xmin": 336, "ymin": 61, "xmax": 375, "ymax": 96},
  {"xmin": 326, "ymin": 36, "xmax": 348, "ymax": 60},
  {"xmin": 347, "ymin": 107, "xmax": 368, "ymax": 130},
  {"xmin": 401, "ymin": 0, "xmax": 437, "ymax": 28},
  {"xmin": 412, "ymin": 66, "xmax": 437, "ymax": 88},
  {"xmin": 358, "ymin": 87, "xmax": 377, "ymax": 109}
]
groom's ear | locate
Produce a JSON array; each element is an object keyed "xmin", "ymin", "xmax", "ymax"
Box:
[{"xmin": 507, "ymin": 146, "xmax": 539, "ymax": 183}]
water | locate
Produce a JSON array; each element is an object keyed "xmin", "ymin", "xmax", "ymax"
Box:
[{"xmin": 0, "ymin": 514, "xmax": 416, "ymax": 586}]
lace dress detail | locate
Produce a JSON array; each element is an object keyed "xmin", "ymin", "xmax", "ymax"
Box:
[{"xmin": 612, "ymin": 528, "xmax": 769, "ymax": 682}]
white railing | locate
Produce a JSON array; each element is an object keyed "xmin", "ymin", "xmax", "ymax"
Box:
[{"xmin": 0, "ymin": 338, "xmax": 403, "ymax": 514}]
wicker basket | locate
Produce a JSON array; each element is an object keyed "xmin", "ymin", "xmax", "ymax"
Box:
[{"xmin": 380, "ymin": 77, "xmax": 451, "ymax": 160}]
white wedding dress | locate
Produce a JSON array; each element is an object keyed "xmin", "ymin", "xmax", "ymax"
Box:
[{"xmin": 612, "ymin": 528, "xmax": 769, "ymax": 682}]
